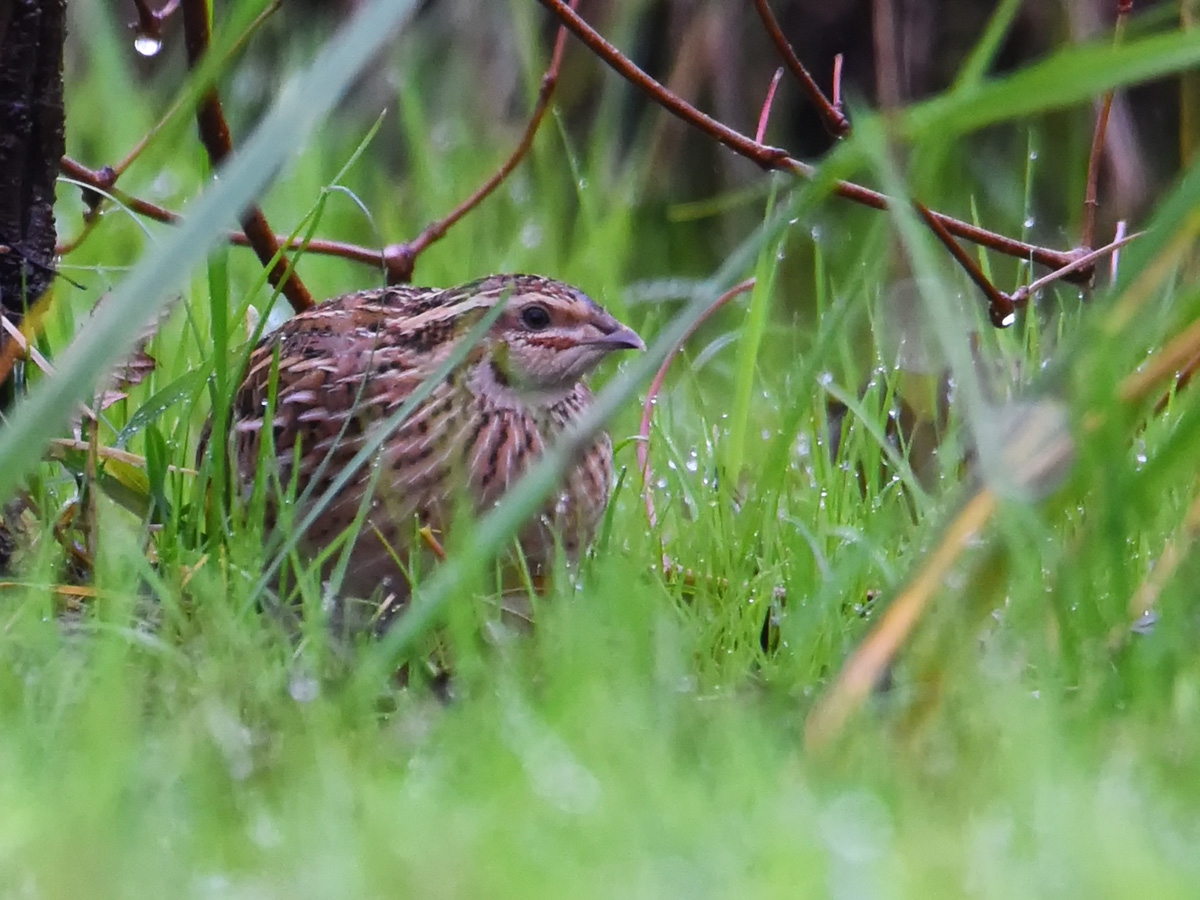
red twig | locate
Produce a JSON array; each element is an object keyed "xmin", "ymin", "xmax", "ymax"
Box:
[
  {"xmin": 380, "ymin": 0, "xmax": 577, "ymax": 284},
  {"xmin": 537, "ymin": 0, "xmax": 1088, "ymax": 281},
  {"xmin": 832, "ymin": 54, "xmax": 844, "ymax": 112},
  {"xmin": 755, "ymin": 68, "xmax": 785, "ymax": 145},
  {"xmin": 59, "ymin": 157, "xmax": 397, "ymax": 267},
  {"xmin": 63, "ymin": 2, "xmax": 1097, "ymax": 311},
  {"xmin": 752, "ymin": 0, "xmax": 850, "ymax": 137},
  {"xmin": 1081, "ymin": 0, "xmax": 1132, "ymax": 251},
  {"xmin": 637, "ymin": 278, "xmax": 756, "ymax": 535},
  {"xmin": 180, "ymin": 0, "xmax": 313, "ymax": 312},
  {"xmin": 59, "ymin": 157, "xmax": 408, "ymax": 270},
  {"xmin": 62, "ymin": 0, "xmax": 576, "ymax": 292}
]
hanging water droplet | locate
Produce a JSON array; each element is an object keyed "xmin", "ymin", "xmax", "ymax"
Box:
[
  {"xmin": 1023, "ymin": 217, "xmax": 1035, "ymax": 229},
  {"xmin": 134, "ymin": 33, "xmax": 162, "ymax": 57},
  {"xmin": 1029, "ymin": 150, "xmax": 1039, "ymax": 161}
]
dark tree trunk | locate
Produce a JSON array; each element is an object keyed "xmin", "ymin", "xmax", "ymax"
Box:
[{"xmin": 0, "ymin": 0, "xmax": 67, "ymax": 333}]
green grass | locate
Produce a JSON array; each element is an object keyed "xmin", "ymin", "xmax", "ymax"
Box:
[{"xmin": 2, "ymin": 1, "xmax": 1200, "ymax": 895}]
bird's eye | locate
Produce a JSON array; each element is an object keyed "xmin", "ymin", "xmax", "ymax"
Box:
[{"xmin": 520, "ymin": 304, "xmax": 552, "ymax": 330}]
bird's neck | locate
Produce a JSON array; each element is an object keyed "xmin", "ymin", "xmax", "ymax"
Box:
[{"xmin": 466, "ymin": 359, "xmax": 585, "ymax": 422}]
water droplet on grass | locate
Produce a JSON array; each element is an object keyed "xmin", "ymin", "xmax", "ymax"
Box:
[
  {"xmin": 520, "ymin": 221, "xmax": 542, "ymax": 249},
  {"xmin": 288, "ymin": 669, "xmax": 319, "ymax": 702}
]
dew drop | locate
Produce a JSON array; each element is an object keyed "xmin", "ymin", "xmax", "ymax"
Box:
[
  {"xmin": 288, "ymin": 670, "xmax": 319, "ymax": 703},
  {"xmin": 134, "ymin": 33, "xmax": 162, "ymax": 57},
  {"xmin": 1023, "ymin": 217, "xmax": 1035, "ymax": 229},
  {"xmin": 519, "ymin": 221, "xmax": 542, "ymax": 249}
]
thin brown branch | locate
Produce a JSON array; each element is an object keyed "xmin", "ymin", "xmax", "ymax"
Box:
[
  {"xmin": 1081, "ymin": 1, "xmax": 1131, "ymax": 250},
  {"xmin": 540, "ymin": 0, "xmax": 793, "ymax": 169},
  {"xmin": 637, "ymin": 278, "xmax": 756, "ymax": 534},
  {"xmin": 231, "ymin": 233, "xmax": 384, "ymax": 267},
  {"xmin": 752, "ymin": 0, "xmax": 850, "ymax": 137},
  {"xmin": 1081, "ymin": 95, "xmax": 1114, "ymax": 250},
  {"xmin": 914, "ymin": 200, "xmax": 1014, "ymax": 327},
  {"xmin": 1011, "ymin": 230, "xmax": 1141, "ymax": 306},
  {"xmin": 537, "ymin": 0, "xmax": 1089, "ymax": 281},
  {"xmin": 59, "ymin": 157, "xmax": 180, "ymax": 224},
  {"xmin": 64, "ymin": 2, "xmax": 1093, "ymax": 305},
  {"xmin": 631, "ymin": 278, "xmax": 786, "ymax": 614},
  {"xmin": 60, "ymin": 157, "xmax": 392, "ymax": 268},
  {"xmin": 180, "ymin": 0, "xmax": 312, "ymax": 312},
  {"xmin": 380, "ymin": 0, "xmax": 577, "ymax": 284}
]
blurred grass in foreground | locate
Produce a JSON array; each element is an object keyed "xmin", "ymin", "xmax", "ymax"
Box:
[{"xmin": 1, "ymin": 1, "xmax": 1199, "ymax": 895}]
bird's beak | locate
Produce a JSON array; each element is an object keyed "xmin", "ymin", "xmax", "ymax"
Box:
[{"xmin": 592, "ymin": 322, "xmax": 645, "ymax": 352}]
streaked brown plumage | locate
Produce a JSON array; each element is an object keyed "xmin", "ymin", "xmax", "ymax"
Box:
[{"xmin": 212, "ymin": 273, "xmax": 643, "ymax": 624}]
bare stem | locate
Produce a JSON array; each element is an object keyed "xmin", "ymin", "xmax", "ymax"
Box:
[
  {"xmin": 1081, "ymin": 0, "xmax": 1131, "ymax": 250},
  {"xmin": 752, "ymin": 0, "xmax": 850, "ymax": 137},
  {"xmin": 537, "ymin": 0, "xmax": 1089, "ymax": 280},
  {"xmin": 381, "ymin": 0, "xmax": 578, "ymax": 284},
  {"xmin": 180, "ymin": 0, "xmax": 313, "ymax": 312}
]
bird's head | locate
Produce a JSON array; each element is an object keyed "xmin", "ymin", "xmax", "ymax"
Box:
[{"xmin": 466, "ymin": 275, "xmax": 644, "ymax": 396}]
